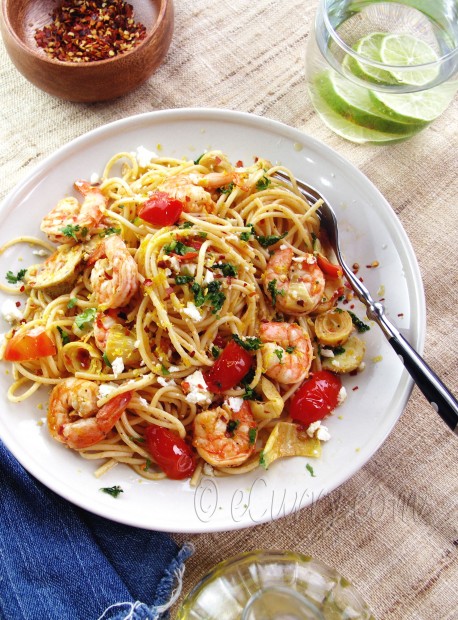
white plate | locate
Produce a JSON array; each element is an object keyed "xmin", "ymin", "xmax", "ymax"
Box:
[{"xmin": 0, "ymin": 109, "xmax": 425, "ymax": 533}]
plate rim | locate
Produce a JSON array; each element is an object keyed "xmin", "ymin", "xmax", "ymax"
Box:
[{"xmin": 0, "ymin": 108, "xmax": 426, "ymax": 532}]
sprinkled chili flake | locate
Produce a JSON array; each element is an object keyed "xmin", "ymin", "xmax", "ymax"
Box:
[
  {"xmin": 352, "ymin": 386, "xmax": 359, "ymax": 391},
  {"xmin": 34, "ymin": 0, "xmax": 147, "ymax": 63}
]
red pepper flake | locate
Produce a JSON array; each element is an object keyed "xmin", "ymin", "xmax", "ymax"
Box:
[
  {"xmin": 352, "ymin": 386, "xmax": 359, "ymax": 391},
  {"xmin": 397, "ymin": 313, "xmax": 404, "ymax": 318},
  {"xmin": 34, "ymin": 0, "xmax": 147, "ymax": 63},
  {"xmin": 352, "ymin": 262, "xmax": 360, "ymax": 274},
  {"xmin": 236, "ymin": 160, "xmax": 244, "ymax": 167},
  {"xmin": 15, "ymin": 301, "xmax": 21, "ymax": 307},
  {"xmin": 350, "ymin": 304, "xmax": 354, "ymax": 309},
  {"xmin": 20, "ymin": 286, "xmax": 25, "ymax": 293}
]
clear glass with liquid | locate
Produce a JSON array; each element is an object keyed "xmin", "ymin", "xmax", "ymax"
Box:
[
  {"xmin": 306, "ymin": 0, "xmax": 458, "ymax": 143},
  {"xmin": 176, "ymin": 551, "xmax": 375, "ymax": 620}
]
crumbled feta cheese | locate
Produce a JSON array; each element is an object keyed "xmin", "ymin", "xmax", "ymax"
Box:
[
  {"xmin": 305, "ymin": 254, "xmax": 317, "ymax": 264},
  {"xmin": 203, "ymin": 462, "xmax": 214, "ymax": 476},
  {"xmin": 226, "ymin": 397, "xmax": 244, "ymax": 413},
  {"xmin": 164, "ymin": 268, "xmax": 172, "ymax": 277},
  {"xmin": 182, "ymin": 302, "xmax": 202, "ymax": 321},
  {"xmin": 136, "ymin": 145, "xmax": 157, "ymax": 168},
  {"xmin": 163, "ymin": 254, "xmax": 180, "ymax": 272},
  {"xmin": 134, "ymin": 340, "xmax": 140, "ymax": 348},
  {"xmin": 157, "ymin": 376, "xmax": 177, "ymax": 388},
  {"xmin": 279, "ymin": 244, "xmax": 288, "ymax": 250},
  {"xmin": 169, "ymin": 366, "xmax": 180, "ymax": 373},
  {"xmin": 1, "ymin": 299, "xmax": 23, "ymax": 324},
  {"xmin": 185, "ymin": 263, "xmax": 197, "ymax": 276},
  {"xmin": 90, "ymin": 172, "xmax": 100, "ymax": 184},
  {"xmin": 292, "ymin": 256, "xmax": 305, "ymax": 262},
  {"xmin": 111, "ymin": 357, "xmax": 125, "ymax": 378},
  {"xmin": 203, "ymin": 269, "xmax": 214, "ymax": 284},
  {"xmin": 321, "ymin": 348, "xmax": 335, "ymax": 358},
  {"xmin": 306, "ymin": 421, "xmax": 331, "ymax": 442},
  {"xmin": 331, "ymin": 360, "xmax": 341, "ymax": 368},
  {"xmin": 32, "ymin": 248, "xmax": 50, "ymax": 257},
  {"xmin": 97, "ymin": 383, "xmax": 118, "ymax": 399},
  {"xmin": 337, "ymin": 386, "xmax": 347, "ymax": 406},
  {"xmin": 225, "ymin": 233, "xmax": 238, "ymax": 241},
  {"xmin": 358, "ymin": 362, "xmax": 366, "ymax": 372},
  {"xmin": 183, "ymin": 370, "xmax": 212, "ymax": 406},
  {"xmin": 138, "ymin": 396, "xmax": 149, "ymax": 407}
]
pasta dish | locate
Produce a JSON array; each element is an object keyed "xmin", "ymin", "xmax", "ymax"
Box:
[{"xmin": 0, "ymin": 149, "xmax": 369, "ymax": 484}]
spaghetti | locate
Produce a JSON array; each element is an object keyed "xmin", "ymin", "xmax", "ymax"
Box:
[{"xmin": 0, "ymin": 149, "xmax": 368, "ymax": 484}]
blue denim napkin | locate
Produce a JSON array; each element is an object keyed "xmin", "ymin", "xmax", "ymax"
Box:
[{"xmin": 0, "ymin": 441, "xmax": 193, "ymax": 620}]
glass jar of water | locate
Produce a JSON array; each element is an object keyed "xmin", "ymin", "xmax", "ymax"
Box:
[{"xmin": 306, "ymin": 0, "xmax": 458, "ymax": 144}]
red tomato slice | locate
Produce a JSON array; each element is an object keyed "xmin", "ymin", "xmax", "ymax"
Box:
[
  {"xmin": 316, "ymin": 254, "xmax": 343, "ymax": 278},
  {"xmin": 290, "ymin": 370, "xmax": 342, "ymax": 425},
  {"xmin": 145, "ymin": 426, "xmax": 196, "ymax": 480},
  {"xmin": 139, "ymin": 191, "xmax": 184, "ymax": 226},
  {"xmin": 205, "ymin": 340, "xmax": 252, "ymax": 393},
  {"xmin": 4, "ymin": 327, "xmax": 57, "ymax": 362}
]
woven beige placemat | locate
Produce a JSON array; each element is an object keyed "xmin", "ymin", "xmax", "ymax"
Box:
[{"xmin": 1, "ymin": 1, "xmax": 457, "ymax": 618}]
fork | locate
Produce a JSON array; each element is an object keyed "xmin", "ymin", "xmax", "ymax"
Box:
[{"xmin": 273, "ymin": 170, "xmax": 458, "ymax": 435}]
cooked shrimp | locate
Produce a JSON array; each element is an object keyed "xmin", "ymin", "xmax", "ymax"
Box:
[
  {"xmin": 263, "ymin": 248, "xmax": 325, "ymax": 315},
  {"xmin": 157, "ymin": 171, "xmax": 234, "ymax": 213},
  {"xmin": 47, "ymin": 378, "xmax": 132, "ymax": 450},
  {"xmin": 259, "ymin": 321, "xmax": 313, "ymax": 384},
  {"xmin": 93, "ymin": 311, "xmax": 118, "ymax": 351},
  {"xmin": 193, "ymin": 401, "xmax": 257, "ymax": 467},
  {"xmin": 41, "ymin": 180, "xmax": 106, "ymax": 244},
  {"xmin": 89, "ymin": 235, "xmax": 139, "ymax": 309}
]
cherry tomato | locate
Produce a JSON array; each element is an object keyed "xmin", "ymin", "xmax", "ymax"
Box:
[
  {"xmin": 290, "ymin": 370, "xmax": 342, "ymax": 425},
  {"xmin": 145, "ymin": 426, "xmax": 196, "ymax": 480},
  {"xmin": 138, "ymin": 191, "xmax": 183, "ymax": 226},
  {"xmin": 205, "ymin": 340, "xmax": 252, "ymax": 393},
  {"xmin": 4, "ymin": 327, "xmax": 57, "ymax": 362},
  {"xmin": 316, "ymin": 253, "xmax": 343, "ymax": 278}
]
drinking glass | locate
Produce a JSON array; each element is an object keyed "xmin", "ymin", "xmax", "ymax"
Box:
[
  {"xmin": 305, "ymin": 0, "xmax": 458, "ymax": 144},
  {"xmin": 176, "ymin": 550, "xmax": 374, "ymax": 619}
]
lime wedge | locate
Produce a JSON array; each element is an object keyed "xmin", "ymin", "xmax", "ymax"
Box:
[
  {"xmin": 349, "ymin": 32, "xmax": 398, "ymax": 85},
  {"xmin": 380, "ymin": 34, "xmax": 439, "ymax": 85},
  {"xmin": 371, "ymin": 80, "xmax": 457, "ymax": 122},
  {"xmin": 310, "ymin": 86, "xmax": 418, "ymax": 144},
  {"xmin": 315, "ymin": 70, "xmax": 426, "ymax": 134}
]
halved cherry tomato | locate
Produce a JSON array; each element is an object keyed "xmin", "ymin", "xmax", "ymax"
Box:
[
  {"xmin": 290, "ymin": 370, "xmax": 342, "ymax": 425},
  {"xmin": 4, "ymin": 327, "xmax": 57, "ymax": 362},
  {"xmin": 205, "ymin": 340, "xmax": 252, "ymax": 393},
  {"xmin": 139, "ymin": 191, "xmax": 183, "ymax": 226},
  {"xmin": 145, "ymin": 426, "xmax": 196, "ymax": 480},
  {"xmin": 316, "ymin": 254, "xmax": 343, "ymax": 278}
]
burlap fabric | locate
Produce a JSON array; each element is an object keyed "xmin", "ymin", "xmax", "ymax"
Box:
[{"xmin": 1, "ymin": 1, "xmax": 457, "ymax": 618}]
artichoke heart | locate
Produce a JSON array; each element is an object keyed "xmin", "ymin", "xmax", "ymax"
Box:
[
  {"xmin": 261, "ymin": 422, "xmax": 321, "ymax": 469},
  {"xmin": 25, "ymin": 245, "xmax": 84, "ymax": 296}
]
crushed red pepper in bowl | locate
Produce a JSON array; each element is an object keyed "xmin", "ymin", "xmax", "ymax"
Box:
[{"xmin": 34, "ymin": 0, "xmax": 147, "ymax": 63}]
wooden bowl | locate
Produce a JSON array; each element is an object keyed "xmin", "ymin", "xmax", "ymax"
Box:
[{"xmin": 0, "ymin": 0, "xmax": 174, "ymax": 102}]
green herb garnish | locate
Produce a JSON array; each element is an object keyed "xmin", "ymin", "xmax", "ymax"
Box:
[
  {"xmin": 331, "ymin": 345, "xmax": 346, "ymax": 355},
  {"xmin": 175, "ymin": 274, "xmax": 195, "ymax": 285},
  {"xmin": 6, "ymin": 269, "xmax": 27, "ymax": 284},
  {"xmin": 205, "ymin": 281, "xmax": 225, "ymax": 314},
  {"xmin": 57, "ymin": 326, "xmax": 70, "ymax": 345},
  {"xmin": 99, "ymin": 227, "xmax": 121, "ymax": 238},
  {"xmin": 348, "ymin": 311, "xmax": 370, "ymax": 333},
  {"xmin": 226, "ymin": 420, "xmax": 240, "ymax": 435},
  {"xmin": 259, "ymin": 451, "xmax": 267, "ymax": 469},
  {"xmin": 267, "ymin": 279, "xmax": 284, "ymax": 308},
  {"xmin": 256, "ymin": 232, "xmax": 287, "ymax": 248},
  {"xmin": 248, "ymin": 428, "xmax": 257, "ymax": 444},
  {"xmin": 306, "ymin": 464, "xmax": 316, "ymax": 477},
  {"xmin": 102, "ymin": 353, "xmax": 112, "ymax": 367},
  {"xmin": 285, "ymin": 346, "xmax": 295, "ymax": 354},
  {"xmin": 274, "ymin": 349, "xmax": 283, "ymax": 362},
  {"xmin": 143, "ymin": 459, "xmax": 152, "ymax": 472},
  {"xmin": 311, "ymin": 232, "xmax": 318, "ymax": 252},
  {"xmin": 212, "ymin": 263, "xmax": 238, "ymax": 277},
  {"xmin": 179, "ymin": 221, "xmax": 194, "ymax": 229},
  {"xmin": 191, "ymin": 282, "xmax": 206, "ymax": 307},
  {"xmin": 161, "ymin": 364, "xmax": 171, "ymax": 376},
  {"xmin": 61, "ymin": 224, "xmax": 82, "ymax": 241},
  {"xmin": 75, "ymin": 307, "xmax": 97, "ymax": 329},
  {"xmin": 211, "ymin": 345, "xmax": 221, "ymax": 359},
  {"xmin": 163, "ymin": 240, "xmax": 195, "ymax": 256},
  {"xmin": 256, "ymin": 176, "xmax": 271, "ymax": 191},
  {"xmin": 100, "ymin": 485, "xmax": 123, "ymax": 498},
  {"xmin": 219, "ymin": 183, "xmax": 234, "ymax": 195},
  {"xmin": 194, "ymin": 153, "xmax": 205, "ymax": 165},
  {"xmin": 232, "ymin": 334, "xmax": 262, "ymax": 351},
  {"xmin": 240, "ymin": 223, "xmax": 255, "ymax": 241},
  {"xmin": 67, "ymin": 297, "xmax": 78, "ymax": 309}
]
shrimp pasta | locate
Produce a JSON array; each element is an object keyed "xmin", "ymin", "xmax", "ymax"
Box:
[{"xmin": 0, "ymin": 148, "xmax": 369, "ymax": 484}]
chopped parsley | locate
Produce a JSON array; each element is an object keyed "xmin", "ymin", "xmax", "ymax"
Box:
[
  {"xmin": 226, "ymin": 420, "xmax": 240, "ymax": 435},
  {"xmin": 57, "ymin": 326, "xmax": 70, "ymax": 345},
  {"xmin": 256, "ymin": 231, "xmax": 288, "ymax": 248},
  {"xmin": 75, "ymin": 307, "xmax": 97, "ymax": 329},
  {"xmin": 61, "ymin": 224, "xmax": 87, "ymax": 241},
  {"xmin": 248, "ymin": 428, "xmax": 257, "ymax": 445},
  {"xmin": 274, "ymin": 349, "xmax": 283, "ymax": 362},
  {"xmin": 100, "ymin": 485, "xmax": 123, "ymax": 498},
  {"xmin": 102, "ymin": 353, "xmax": 112, "ymax": 367},
  {"xmin": 175, "ymin": 274, "xmax": 195, "ymax": 285},
  {"xmin": 212, "ymin": 263, "xmax": 238, "ymax": 277},
  {"xmin": 259, "ymin": 451, "xmax": 267, "ymax": 469},
  {"xmin": 285, "ymin": 346, "xmax": 295, "ymax": 354},
  {"xmin": 219, "ymin": 183, "xmax": 234, "ymax": 195},
  {"xmin": 211, "ymin": 345, "xmax": 221, "ymax": 359},
  {"xmin": 348, "ymin": 311, "xmax": 370, "ymax": 333},
  {"xmin": 161, "ymin": 364, "xmax": 171, "ymax": 376},
  {"xmin": 99, "ymin": 227, "xmax": 121, "ymax": 238},
  {"xmin": 240, "ymin": 223, "xmax": 255, "ymax": 241},
  {"xmin": 179, "ymin": 221, "xmax": 194, "ymax": 229},
  {"xmin": 232, "ymin": 334, "xmax": 262, "ymax": 351},
  {"xmin": 306, "ymin": 464, "xmax": 316, "ymax": 477},
  {"xmin": 67, "ymin": 297, "xmax": 78, "ymax": 309},
  {"xmin": 143, "ymin": 459, "xmax": 152, "ymax": 472},
  {"xmin": 256, "ymin": 176, "xmax": 271, "ymax": 191},
  {"xmin": 191, "ymin": 281, "xmax": 225, "ymax": 314},
  {"xmin": 331, "ymin": 345, "xmax": 346, "ymax": 355},
  {"xmin": 163, "ymin": 240, "xmax": 195, "ymax": 256},
  {"xmin": 194, "ymin": 153, "xmax": 205, "ymax": 165},
  {"xmin": 190, "ymin": 282, "xmax": 206, "ymax": 307},
  {"xmin": 267, "ymin": 279, "xmax": 284, "ymax": 308},
  {"xmin": 241, "ymin": 368, "xmax": 260, "ymax": 401},
  {"xmin": 6, "ymin": 269, "xmax": 27, "ymax": 284},
  {"xmin": 130, "ymin": 436, "xmax": 146, "ymax": 443}
]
